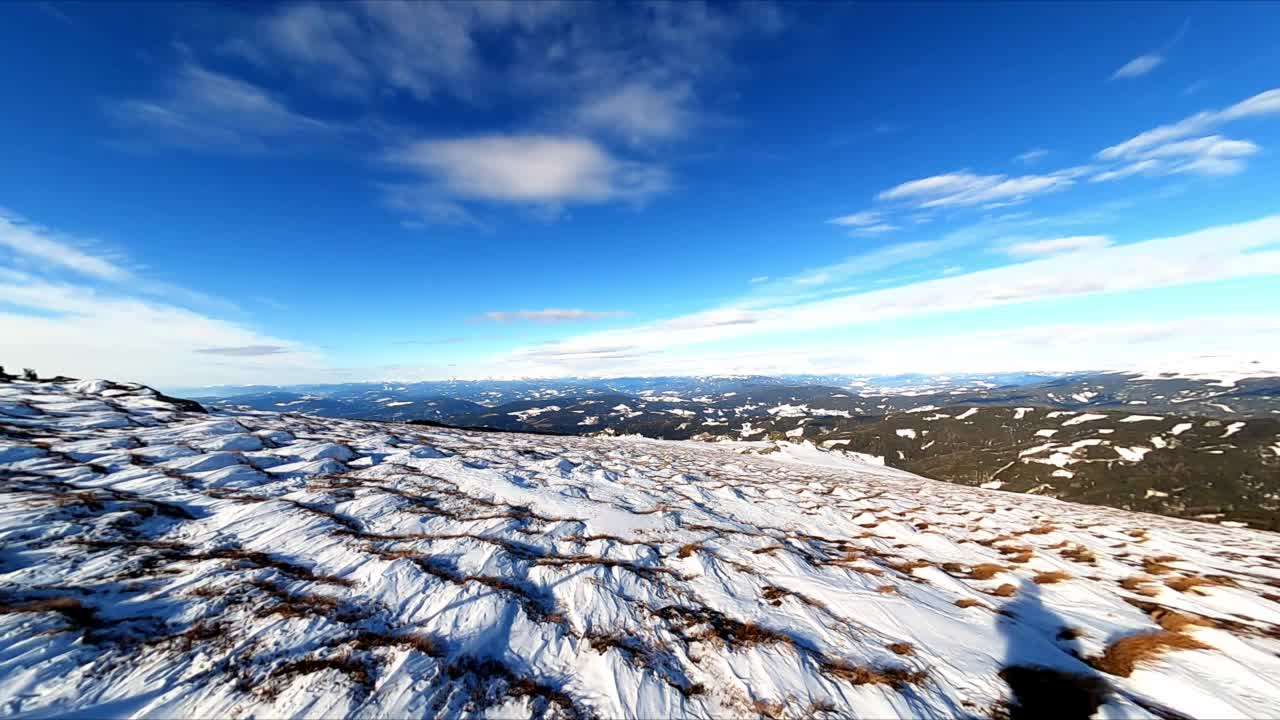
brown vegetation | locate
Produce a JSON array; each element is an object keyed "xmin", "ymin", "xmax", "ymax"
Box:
[
  {"xmin": 1032, "ymin": 571, "xmax": 1072, "ymax": 585},
  {"xmin": 1089, "ymin": 631, "xmax": 1210, "ymax": 677}
]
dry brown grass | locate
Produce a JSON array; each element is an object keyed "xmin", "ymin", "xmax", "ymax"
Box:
[
  {"xmin": 751, "ymin": 699, "xmax": 785, "ymax": 719},
  {"xmin": 0, "ymin": 596, "xmax": 101, "ymax": 631},
  {"xmin": 987, "ymin": 583, "xmax": 1018, "ymax": 597},
  {"xmin": 968, "ymin": 563, "xmax": 1006, "ymax": 580},
  {"xmin": 675, "ymin": 543, "xmax": 700, "ymax": 559},
  {"xmin": 885, "ymin": 559, "xmax": 930, "ymax": 575},
  {"xmin": 955, "ymin": 598, "xmax": 986, "ymax": 609},
  {"xmin": 1152, "ymin": 610, "xmax": 1215, "ymax": 633},
  {"xmin": 887, "ymin": 642, "xmax": 914, "ymax": 656},
  {"xmin": 1164, "ymin": 575, "xmax": 1220, "ymax": 594},
  {"xmin": 1059, "ymin": 545, "xmax": 1097, "ymax": 564},
  {"xmin": 1119, "ymin": 576, "xmax": 1161, "ymax": 597},
  {"xmin": 1032, "ymin": 571, "xmax": 1073, "ymax": 585},
  {"xmin": 821, "ymin": 660, "xmax": 926, "ymax": 689},
  {"xmin": 1027, "ymin": 524, "xmax": 1056, "ymax": 535},
  {"xmin": 875, "ymin": 584, "xmax": 898, "ymax": 594},
  {"xmin": 1089, "ymin": 631, "xmax": 1210, "ymax": 677},
  {"xmin": 1141, "ymin": 558, "xmax": 1174, "ymax": 575}
]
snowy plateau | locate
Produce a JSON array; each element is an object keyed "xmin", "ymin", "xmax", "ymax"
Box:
[{"xmin": 2, "ymin": 378, "xmax": 1280, "ymax": 719}]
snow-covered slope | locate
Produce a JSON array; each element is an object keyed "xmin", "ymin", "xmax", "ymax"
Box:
[{"xmin": 3, "ymin": 378, "xmax": 1280, "ymax": 719}]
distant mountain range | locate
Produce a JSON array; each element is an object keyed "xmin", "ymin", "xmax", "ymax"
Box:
[{"xmin": 191, "ymin": 371, "xmax": 1280, "ymax": 529}]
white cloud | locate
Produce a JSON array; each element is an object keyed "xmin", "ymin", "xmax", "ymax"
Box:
[
  {"xmin": 483, "ymin": 309, "xmax": 629, "ymax": 323},
  {"xmin": 391, "ymin": 135, "xmax": 666, "ymax": 208},
  {"xmin": 1090, "ymin": 159, "xmax": 1163, "ymax": 183},
  {"xmin": 576, "ymin": 82, "xmax": 693, "ymax": 144},
  {"xmin": 1015, "ymin": 148, "xmax": 1050, "ymax": 164},
  {"xmin": 0, "ymin": 214, "xmax": 129, "ymax": 281},
  {"xmin": 877, "ymin": 170, "xmax": 1080, "ymax": 209},
  {"xmin": 487, "ymin": 316, "xmax": 1280, "ymax": 378},
  {"xmin": 750, "ymin": 276, "xmax": 770, "ymax": 284},
  {"xmin": 1005, "ymin": 235, "xmax": 1111, "ymax": 257},
  {"xmin": 106, "ymin": 63, "xmax": 329, "ymax": 152},
  {"xmin": 1098, "ymin": 87, "xmax": 1280, "ymax": 160},
  {"xmin": 1092, "ymin": 135, "xmax": 1259, "ymax": 181},
  {"xmin": 1111, "ymin": 53, "xmax": 1164, "ymax": 80},
  {"xmin": 827, "ymin": 211, "xmax": 898, "ymax": 235},
  {"xmin": 498, "ymin": 214, "xmax": 1280, "ymax": 374},
  {"xmin": 0, "ymin": 274, "xmax": 325, "ymax": 387},
  {"xmin": 0, "ymin": 213, "xmax": 323, "ymax": 386},
  {"xmin": 827, "ymin": 210, "xmax": 884, "ymax": 227}
]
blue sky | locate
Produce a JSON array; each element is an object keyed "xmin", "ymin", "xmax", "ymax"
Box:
[{"xmin": 2, "ymin": 1, "xmax": 1279, "ymax": 386}]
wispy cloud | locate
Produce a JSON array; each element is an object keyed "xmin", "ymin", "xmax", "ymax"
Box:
[
  {"xmin": 575, "ymin": 82, "xmax": 694, "ymax": 145},
  {"xmin": 1005, "ymin": 235, "xmax": 1111, "ymax": 257},
  {"xmin": 1110, "ymin": 18, "xmax": 1189, "ymax": 81},
  {"xmin": 1097, "ymin": 87, "xmax": 1280, "ymax": 160},
  {"xmin": 106, "ymin": 63, "xmax": 330, "ymax": 152},
  {"xmin": 483, "ymin": 309, "xmax": 631, "ymax": 323},
  {"xmin": 1111, "ymin": 54, "xmax": 1164, "ymax": 80},
  {"xmin": 0, "ymin": 213, "xmax": 129, "ymax": 281},
  {"xmin": 877, "ymin": 169, "xmax": 1082, "ymax": 209},
  {"xmin": 1014, "ymin": 148, "xmax": 1050, "ymax": 164},
  {"xmin": 0, "ymin": 211, "xmax": 321, "ymax": 386},
  {"xmin": 500, "ymin": 214, "xmax": 1280, "ymax": 375},
  {"xmin": 195, "ymin": 345, "xmax": 292, "ymax": 357}
]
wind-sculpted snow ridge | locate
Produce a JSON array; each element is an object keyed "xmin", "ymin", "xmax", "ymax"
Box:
[{"xmin": 3, "ymin": 378, "xmax": 1280, "ymax": 719}]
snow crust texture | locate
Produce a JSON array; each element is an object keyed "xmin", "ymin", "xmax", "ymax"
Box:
[{"xmin": 3, "ymin": 378, "xmax": 1280, "ymax": 719}]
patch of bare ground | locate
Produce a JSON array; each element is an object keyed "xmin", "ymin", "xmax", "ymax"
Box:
[
  {"xmin": 986, "ymin": 584, "xmax": 1018, "ymax": 598},
  {"xmin": 586, "ymin": 632, "xmax": 704, "ymax": 697},
  {"xmin": 1059, "ymin": 545, "xmax": 1097, "ymax": 564},
  {"xmin": 955, "ymin": 598, "xmax": 987, "ymax": 609},
  {"xmin": 0, "ymin": 595, "xmax": 102, "ymax": 633},
  {"xmin": 886, "ymin": 642, "xmax": 914, "ymax": 656},
  {"xmin": 819, "ymin": 659, "xmax": 926, "ymax": 689},
  {"xmin": 444, "ymin": 656, "xmax": 589, "ymax": 720},
  {"xmin": 348, "ymin": 630, "xmax": 444, "ymax": 657},
  {"xmin": 761, "ymin": 586, "xmax": 825, "ymax": 609},
  {"xmin": 247, "ymin": 579, "xmax": 366, "ymax": 624},
  {"xmin": 1142, "ymin": 556, "xmax": 1178, "ymax": 575},
  {"xmin": 998, "ymin": 666, "xmax": 1108, "ymax": 720},
  {"xmin": 968, "ymin": 563, "xmax": 1007, "ymax": 580},
  {"xmin": 1164, "ymin": 575, "xmax": 1221, "ymax": 594},
  {"xmin": 1088, "ymin": 631, "xmax": 1210, "ymax": 677},
  {"xmin": 269, "ymin": 655, "xmax": 376, "ymax": 700},
  {"xmin": 1119, "ymin": 575, "xmax": 1161, "ymax": 597},
  {"xmin": 1032, "ymin": 571, "xmax": 1072, "ymax": 585}
]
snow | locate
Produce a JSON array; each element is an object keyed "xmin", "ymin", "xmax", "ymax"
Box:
[
  {"xmin": 1119, "ymin": 415, "xmax": 1163, "ymax": 423},
  {"xmin": 1222, "ymin": 422, "xmax": 1246, "ymax": 438},
  {"xmin": 1012, "ymin": 407, "xmax": 1034, "ymax": 419},
  {"xmin": 955, "ymin": 408, "xmax": 979, "ymax": 420},
  {"xmin": 508, "ymin": 405, "xmax": 562, "ymax": 421},
  {"xmin": 1034, "ymin": 429, "xmax": 1058, "ymax": 438},
  {"xmin": 1061, "ymin": 413, "xmax": 1108, "ymax": 427},
  {"xmin": 384, "ymin": 401, "xmax": 413, "ymax": 407},
  {"xmin": 3, "ymin": 377, "xmax": 1280, "ymax": 719},
  {"xmin": 1115, "ymin": 446, "xmax": 1152, "ymax": 462},
  {"xmin": 1170, "ymin": 423, "xmax": 1194, "ymax": 436},
  {"xmin": 895, "ymin": 428, "xmax": 918, "ymax": 439}
]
